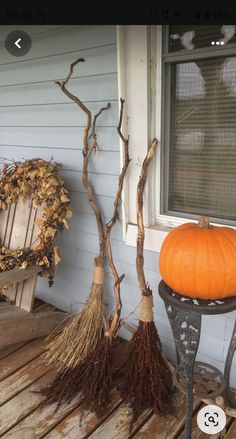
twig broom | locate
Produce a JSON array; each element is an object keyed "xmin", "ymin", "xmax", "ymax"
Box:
[
  {"xmin": 42, "ymin": 98, "xmax": 130, "ymax": 415},
  {"xmin": 40, "ymin": 62, "xmax": 130, "ymax": 415},
  {"xmin": 120, "ymin": 139, "xmax": 172, "ymax": 429},
  {"xmin": 78, "ymin": 98, "xmax": 131, "ymax": 416},
  {"xmin": 40, "ymin": 59, "xmax": 109, "ymax": 396}
]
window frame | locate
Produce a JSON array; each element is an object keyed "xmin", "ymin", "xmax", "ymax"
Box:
[{"xmin": 117, "ymin": 25, "xmax": 236, "ymax": 252}]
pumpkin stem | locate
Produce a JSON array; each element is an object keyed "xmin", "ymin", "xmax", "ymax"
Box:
[{"xmin": 198, "ymin": 216, "xmax": 210, "ymax": 228}]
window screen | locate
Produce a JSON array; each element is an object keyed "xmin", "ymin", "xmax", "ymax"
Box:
[{"xmin": 162, "ymin": 25, "xmax": 236, "ymax": 223}]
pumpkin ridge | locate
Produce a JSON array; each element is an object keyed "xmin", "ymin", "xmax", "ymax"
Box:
[
  {"xmin": 220, "ymin": 228, "xmax": 236, "ymax": 254},
  {"xmin": 219, "ymin": 228, "xmax": 236, "ymax": 295},
  {"xmin": 160, "ymin": 231, "xmax": 178, "ymax": 291},
  {"xmin": 205, "ymin": 228, "xmax": 212, "ymax": 298},
  {"xmin": 180, "ymin": 228, "xmax": 197, "ymax": 297},
  {"xmin": 212, "ymin": 229, "xmax": 227, "ymax": 299},
  {"xmin": 194, "ymin": 228, "xmax": 200, "ymax": 298},
  {"xmin": 173, "ymin": 228, "xmax": 196, "ymax": 294}
]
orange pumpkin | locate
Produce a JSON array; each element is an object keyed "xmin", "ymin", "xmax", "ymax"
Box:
[{"xmin": 159, "ymin": 216, "xmax": 236, "ymax": 300}]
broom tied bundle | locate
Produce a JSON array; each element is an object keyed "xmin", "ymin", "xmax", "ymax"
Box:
[
  {"xmin": 40, "ymin": 60, "xmax": 130, "ymax": 416},
  {"xmin": 120, "ymin": 140, "xmax": 172, "ymax": 429}
]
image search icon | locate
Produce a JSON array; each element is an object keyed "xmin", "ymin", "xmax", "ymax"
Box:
[{"xmin": 197, "ymin": 404, "xmax": 226, "ymax": 434}]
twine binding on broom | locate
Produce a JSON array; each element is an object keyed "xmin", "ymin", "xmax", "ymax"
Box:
[
  {"xmin": 140, "ymin": 295, "xmax": 154, "ymax": 322},
  {"xmin": 93, "ymin": 265, "xmax": 104, "ymax": 284}
]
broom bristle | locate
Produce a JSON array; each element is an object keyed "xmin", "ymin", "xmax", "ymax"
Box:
[
  {"xmin": 39, "ymin": 360, "xmax": 85, "ymax": 410},
  {"xmin": 81, "ymin": 334, "xmax": 112, "ymax": 417},
  {"xmin": 39, "ymin": 334, "xmax": 112, "ymax": 417},
  {"xmin": 44, "ymin": 284, "xmax": 104, "ymax": 372},
  {"xmin": 120, "ymin": 320, "xmax": 172, "ymax": 426}
]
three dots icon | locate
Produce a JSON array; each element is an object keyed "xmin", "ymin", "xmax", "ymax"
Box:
[{"xmin": 211, "ymin": 41, "xmax": 224, "ymax": 46}]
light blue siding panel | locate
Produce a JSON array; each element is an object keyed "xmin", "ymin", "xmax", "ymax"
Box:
[
  {"xmin": 59, "ymin": 231, "xmax": 159, "ymax": 286},
  {"xmin": 59, "ymin": 245, "xmax": 95, "ymax": 272},
  {"xmin": 0, "ymin": 45, "xmax": 117, "ymax": 86},
  {"xmin": 0, "ymin": 74, "xmax": 118, "ymax": 106},
  {"xmin": 70, "ymin": 192, "xmax": 115, "ymax": 218},
  {"xmin": 60, "ymin": 227, "xmax": 159, "ymax": 273},
  {"xmin": 198, "ymin": 334, "xmax": 225, "ymax": 363},
  {"xmin": 201, "ymin": 315, "xmax": 227, "ymax": 341},
  {"xmin": 68, "ymin": 212, "xmax": 123, "ymax": 241},
  {"xmin": 0, "ymin": 25, "xmax": 116, "ymax": 64},
  {"xmin": 53, "ymin": 262, "xmax": 165, "ymax": 318},
  {"xmin": 0, "ymin": 126, "xmax": 119, "ymax": 151},
  {"xmin": 0, "ymin": 25, "xmax": 66, "ymax": 42},
  {"xmin": 0, "ymin": 147, "xmax": 120, "ymax": 176},
  {"xmin": 0, "ymin": 101, "xmax": 118, "ymax": 127},
  {"xmin": 63, "ymin": 170, "xmax": 118, "ymax": 197}
]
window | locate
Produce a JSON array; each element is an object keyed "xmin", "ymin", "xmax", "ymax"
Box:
[
  {"xmin": 161, "ymin": 25, "xmax": 236, "ymax": 225},
  {"xmin": 117, "ymin": 25, "xmax": 236, "ymax": 252}
]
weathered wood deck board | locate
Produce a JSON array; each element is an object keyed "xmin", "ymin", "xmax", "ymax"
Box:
[
  {"xmin": 0, "ymin": 337, "xmax": 45, "ymax": 381},
  {"xmin": 1, "ymin": 393, "xmax": 82, "ymax": 439},
  {"xmin": 0, "ymin": 300, "xmax": 44, "ymax": 360},
  {"xmin": 226, "ymin": 418, "xmax": 236, "ymax": 438},
  {"xmin": 86, "ymin": 403, "xmax": 152, "ymax": 439},
  {"xmin": 0, "ymin": 370, "xmax": 56, "ymax": 436},
  {"xmin": 0, "ymin": 354, "xmax": 50, "ymax": 406},
  {"xmin": 133, "ymin": 391, "xmax": 202, "ymax": 439},
  {"xmin": 0, "ymin": 300, "xmax": 236, "ymax": 439},
  {"xmin": 1, "ymin": 338, "xmax": 128, "ymax": 439},
  {"xmin": 0, "ymin": 303, "xmax": 68, "ymax": 346},
  {"xmin": 43, "ymin": 387, "xmax": 123, "ymax": 439},
  {"xmin": 0, "ymin": 341, "xmax": 28, "ymax": 360}
]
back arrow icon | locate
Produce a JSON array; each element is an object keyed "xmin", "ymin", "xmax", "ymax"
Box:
[{"xmin": 15, "ymin": 38, "xmax": 22, "ymax": 49}]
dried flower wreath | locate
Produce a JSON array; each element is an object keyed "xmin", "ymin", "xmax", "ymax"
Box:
[{"xmin": 0, "ymin": 158, "xmax": 72, "ymax": 286}]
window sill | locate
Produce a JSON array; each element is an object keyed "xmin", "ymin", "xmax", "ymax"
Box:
[{"xmin": 125, "ymin": 223, "xmax": 172, "ymax": 253}]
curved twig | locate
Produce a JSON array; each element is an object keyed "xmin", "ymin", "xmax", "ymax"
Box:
[
  {"xmin": 55, "ymin": 58, "xmax": 110, "ymax": 259},
  {"xmin": 105, "ymin": 98, "xmax": 131, "ymax": 336},
  {"xmin": 90, "ymin": 103, "xmax": 111, "ymax": 152},
  {"xmin": 136, "ymin": 139, "xmax": 158, "ymax": 296}
]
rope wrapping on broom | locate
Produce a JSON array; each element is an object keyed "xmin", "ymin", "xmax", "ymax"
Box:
[
  {"xmin": 93, "ymin": 266, "xmax": 104, "ymax": 285},
  {"xmin": 140, "ymin": 295, "xmax": 154, "ymax": 322}
]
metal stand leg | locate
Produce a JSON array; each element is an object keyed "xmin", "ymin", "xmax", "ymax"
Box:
[
  {"xmin": 224, "ymin": 320, "xmax": 236, "ymax": 408},
  {"xmin": 164, "ymin": 301, "xmax": 201, "ymax": 439}
]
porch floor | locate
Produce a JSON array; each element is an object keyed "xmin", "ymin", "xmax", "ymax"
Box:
[{"xmin": 1, "ymin": 300, "xmax": 236, "ymax": 438}]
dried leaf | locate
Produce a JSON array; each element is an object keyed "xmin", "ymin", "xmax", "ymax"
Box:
[
  {"xmin": 65, "ymin": 207, "xmax": 73, "ymax": 218},
  {"xmin": 62, "ymin": 218, "xmax": 69, "ymax": 229},
  {"xmin": 38, "ymin": 256, "xmax": 50, "ymax": 266},
  {"xmin": 60, "ymin": 194, "xmax": 70, "ymax": 203},
  {"xmin": 45, "ymin": 227, "xmax": 57, "ymax": 239},
  {"xmin": 53, "ymin": 246, "xmax": 61, "ymax": 265},
  {"xmin": 0, "ymin": 158, "xmax": 71, "ymax": 277}
]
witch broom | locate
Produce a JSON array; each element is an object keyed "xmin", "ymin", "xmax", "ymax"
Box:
[
  {"xmin": 120, "ymin": 140, "xmax": 172, "ymax": 428},
  {"xmin": 40, "ymin": 60, "xmax": 130, "ymax": 414},
  {"xmin": 78, "ymin": 98, "xmax": 130, "ymax": 416},
  {"xmin": 41, "ymin": 58, "xmax": 109, "ymax": 379}
]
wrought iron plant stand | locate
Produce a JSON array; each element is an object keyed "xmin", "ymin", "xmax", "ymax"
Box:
[{"xmin": 159, "ymin": 280, "xmax": 236, "ymax": 439}]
